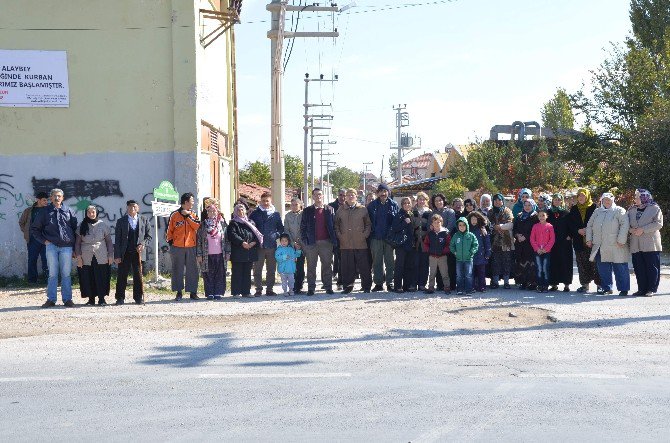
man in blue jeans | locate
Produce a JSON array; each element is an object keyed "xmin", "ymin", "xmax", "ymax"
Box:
[{"xmin": 31, "ymin": 188, "xmax": 78, "ymax": 308}]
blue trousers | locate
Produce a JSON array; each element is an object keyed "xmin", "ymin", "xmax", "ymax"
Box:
[
  {"xmin": 631, "ymin": 251, "xmax": 660, "ymax": 294},
  {"xmin": 595, "ymin": 252, "xmax": 630, "ymax": 292},
  {"xmin": 27, "ymin": 238, "xmax": 47, "ymax": 282},
  {"xmin": 455, "ymin": 261, "xmax": 473, "ymax": 292},
  {"xmin": 535, "ymin": 254, "xmax": 551, "ymax": 286},
  {"xmin": 45, "ymin": 244, "xmax": 73, "ymax": 302}
]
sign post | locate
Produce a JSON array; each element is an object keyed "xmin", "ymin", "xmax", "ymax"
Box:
[{"xmin": 151, "ymin": 181, "xmax": 180, "ymax": 282}]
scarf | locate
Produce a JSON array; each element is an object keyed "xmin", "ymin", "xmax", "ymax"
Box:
[
  {"xmin": 512, "ymin": 188, "xmax": 531, "ymax": 215},
  {"xmin": 576, "ymin": 188, "xmax": 593, "ymax": 221},
  {"xmin": 205, "ymin": 206, "xmax": 223, "ymax": 239},
  {"xmin": 259, "ymin": 203, "xmax": 276, "ymax": 216},
  {"xmin": 600, "ymin": 192, "xmax": 617, "ymax": 210},
  {"xmin": 492, "ymin": 193, "xmax": 505, "ymax": 214},
  {"xmin": 520, "ymin": 198, "xmax": 537, "ymax": 220},
  {"xmin": 79, "ymin": 206, "xmax": 98, "ymax": 237},
  {"xmin": 479, "ymin": 194, "xmax": 492, "ymax": 212},
  {"xmin": 636, "ymin": 189, "xmax": 655, "ymax": 208},
  {"xmin": 233, "ymin": 204, "xmax": 263, "ymax": 244}
]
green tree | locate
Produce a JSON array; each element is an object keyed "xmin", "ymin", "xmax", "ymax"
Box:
[
  {"xmin": 541, "ymin": 88, "xmax": 575, "ymax": 131},
  {"xmin": 630, "ymin": 0, "xmax": 670, "ymax": 54},
  {"xmin": 284, "ymin": 154, "xmax": 304, "ymax": 190},
  {"xmin": 328, "ymin": 166, "xmax": 360, "ymax": 193},
  {"xmin": 389, "ymin": 153, "xmax": 399, "ymax": 178},
  {"xmin": 239, "ymin": 160, "xmax": 271, "ymax": 187},
  {"xmin": 434, "ymin": 178, "xmax": 467, "ymax": 203}
]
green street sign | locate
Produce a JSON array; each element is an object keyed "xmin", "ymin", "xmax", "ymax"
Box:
[{"xmin": 153, "ymin": 181, "xmax": 179, "ymax": 203}]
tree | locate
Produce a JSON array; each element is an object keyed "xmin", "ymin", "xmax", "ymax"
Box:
[
  {"xmin": 239, "ymin": 160, "xmax": 271, "ymax": 187},
  {"xmin": 328, "ymin": 166, "xmax": 360, "ymax": 193},
  {"xmin": 389, "ymin": 153, "xmax": 399, "ymax": 178},
  {"xmin": 434, "ymin": 178, "xmax": 467, "ymax": 203},
  {"xmin": 284, "ymin": 154, "xmax": 304, "ymax": 190},
  {"xmin": 541, "ymin": 88, "xmax": 575, "ymax": 131},
  {"xmin": 630, "ymin": 0, "xmax": 670, "ymax": 55}
]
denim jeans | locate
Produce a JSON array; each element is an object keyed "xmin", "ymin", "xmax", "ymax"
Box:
[
  {"xmin": 27, "ymin": 237, "xmax": 48, "ymax": 282},
  {"xmin": 535, "ymin": 254, "xmax": 551, "ymax": 286},
  {"xmin": 45, "ymin": 244, "xmax": 73, "ymax": 302},
  {"xmin": 596, "ymin": 252, "xmax": 630, "ymax": 292},
  {"xmin": 455, "ymin": 260, "xmax": 473, "ymax": 292}
]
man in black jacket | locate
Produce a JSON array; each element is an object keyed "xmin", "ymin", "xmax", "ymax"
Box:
[
  {"xmin": 114, "ymin": 200, "xmax": 152, "ymax": 304},
  {"xmin": 301, "ymin": 188, "xmax": 338, "ymax": 295}
]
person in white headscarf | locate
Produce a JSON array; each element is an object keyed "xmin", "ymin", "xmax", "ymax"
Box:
[
  {"xmin": 586, "ymin": 193, "xmax": 630, "ymax": 296},
  {"xmin": 479, "ymin": 194, "xmax": 493, "ymax": 217}
]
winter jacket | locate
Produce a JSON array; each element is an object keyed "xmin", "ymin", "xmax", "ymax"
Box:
[
  {"xmin": 449, "ymin": 217, "xmax": 479, "ymax": 262},
  {"xmin": 275, "ymin": 245, "xmax": 302, "ymax": 274},
  {"xmin": 391, "ymin": 209, "xmax": 419, "ymax": 251},
  {"xmin": 423, "ymin": 228, "xmax": 451, "ymax": 257},
  {"xmin": 586, "ymin": 205, "xmax": 630, "ymax": 263},
  {"xmin": 249, "ymin": 205, "xmax": 284, "ymax": 249},
  {"xmin": 432, "ymin": 207, "xmax": 457, "ymax": 231},
  {"xmin": 368, "ymin": 198, "xmax": 399, "ymax": 240},
  {"xmin": 627, "ymin": 204, "xmax": 663, "ymax": 253},
  {"xmin": 530, "ymin": 222, "xmax": 556, "ymax": 253},
  {"xmin": 166, "ymin": 209, "xmax": 200, "ymax": 248},
  {"xmin": 334, "ymin": 203, "xmax": 371, "ymax": 250},
  {"xmin": 471, "ymin": 226, "xmax": 492, "ymax": 265},
  {"xmin": 568, "ymin": 203, "xmax": 596, "ymax": 252},
  {"xmin": 196, "ymin": 218, "xmax": 231, "ymax": 273},
  {"xmin": 487, "ymin": 206, "xmax": 515, "ymax": 252},
  {"xmin": 300, "ymin": 205, "xmax": 338, "ymax": 247},
  {"xmin": 19, "ymin": 205, "xmax": 46, "ymax": 242},
  {"xmin": 226, "ymin": 220, "xmax": 260, "ymax": 262},
  {"xmin": 31, "ymin": 203, "xmax": 78, "ymax": 247},
  {"xmin": 284, "ymin": 211, "xmax": 303, "ymax": 247}
]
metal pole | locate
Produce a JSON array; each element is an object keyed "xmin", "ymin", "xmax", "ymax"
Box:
[
  {"xmin": 269, "ymin": 0, "xmax": 286, "ymax": 216},
  {"xmin": 310, "ymin": 118, "xmax": 315, "ymax": 190},
  {"xmin": 396, "ymin": 106, "xmax": 402, "ymax": 182},
  {"xmin": 303, "ymin": 76, "xmax": 309, "ymax": 204},
  {"xmin": 153, "ymin": 214, "xmax": 159, "ymax": 281}
]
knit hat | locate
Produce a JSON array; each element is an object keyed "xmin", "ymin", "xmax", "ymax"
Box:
[{"xmin": 377, "ymin": 183, "xmax": 390, "ymax": 193}]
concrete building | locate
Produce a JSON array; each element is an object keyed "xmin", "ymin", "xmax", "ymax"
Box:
[{"xmin": 0, "ymin": 0, "xmax": 241, "ymax": 276}]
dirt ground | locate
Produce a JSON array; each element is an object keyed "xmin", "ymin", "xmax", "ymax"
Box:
[{"xmin": 0, "ymin": 287, "xmax": 552, "ymax": 340}]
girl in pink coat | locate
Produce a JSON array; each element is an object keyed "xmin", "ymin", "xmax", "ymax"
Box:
[{"xmin": 530, "ymin": 209, "xmax": 556, "ymax": 293}]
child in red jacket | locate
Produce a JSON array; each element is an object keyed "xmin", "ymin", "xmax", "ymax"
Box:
[
  {"xmin": 423, "ymin": 214, "xmax": 452, "ymax": 295},
  {"xmin": 530, "ymin": 209, "xmax": 556, "ymax": 293}
]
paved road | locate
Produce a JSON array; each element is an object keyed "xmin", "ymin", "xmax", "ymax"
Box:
[{"xmin": 1, "ymin": 280, "xmax": 669, "ymax": 441}]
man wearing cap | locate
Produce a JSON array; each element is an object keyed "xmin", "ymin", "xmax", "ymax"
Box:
[
  {"xmin": 329, "ymin": 189, "xmax": 347, "ymax": 290},
  {"xmin": 114, "ymin": 200, "xmax": 152, "ymax": 304},
  {"xmin": 367, "ymin": 183, "xmax": 399, "ymax": 291},
  {"xmin": 18, "ymin": 191, "xmax": 49, "ymax": 284}
]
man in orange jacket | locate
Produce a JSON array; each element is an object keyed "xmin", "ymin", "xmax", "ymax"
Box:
[{"xmin": 166, "ymin": 193, "xmax": 201, "ymax": 300}]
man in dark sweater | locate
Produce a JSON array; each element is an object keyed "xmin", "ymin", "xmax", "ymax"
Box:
[{"xmin": 114, "ymin": 200, "xmax": 152, "ymax": 304}]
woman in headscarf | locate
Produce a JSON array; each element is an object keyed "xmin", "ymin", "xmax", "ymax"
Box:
[
  {"xmin": 547, "ymin": 193, "xmax": 573, "ymax": 292},
  {"xmin": 513, "ymin": 198, "xmax": 539, "ymax": 290},
  {"xmin": 627, "ymin": 189, "xmax": 663, "ymax": 297},
  {"xmin": 569, "ymin": 188, "xmax": 601, "ymax": 293},
  {"xmin": 487, "ymin": 193, "xmax": 515, "ymax": 289},
  {"xmin": 512, "ymin": 188, "xmax": 532, "ymax": 216},
  {"xmin": 196, "ymin": 199, "xmax": 231, "ymax": 300},
  {"xmin": 226, "ymin": 204, "xmax": 262, "ymax": 297},
  {"xmin": 586, "ymin": 193, "xmax": 630, "ymax": 296},
  {"xmin": 479, "ymin": 194, "xmax": 493, "ymax": 217},
  {"xmin": 536, "ymin": 193, "xmax": 552, "ymax": 212},
  {"xmin": 75, "ymin": 205, "xmax": 113, "ymax": 306}
]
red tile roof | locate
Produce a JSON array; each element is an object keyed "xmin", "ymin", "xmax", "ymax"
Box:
[
  {"xmin": 401, "ymin": 152, "xmax": 433, "ymax": 169},
  {"xmin": 239, "ymin": 183, "xmax": 296, "ymax": 207}
]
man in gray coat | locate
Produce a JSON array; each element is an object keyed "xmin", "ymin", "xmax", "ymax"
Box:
[{"xmin": 284, "ymin": 197, "xmax": 305, "ymax": 294}]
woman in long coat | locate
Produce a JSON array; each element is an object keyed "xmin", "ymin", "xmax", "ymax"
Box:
[
  {"xmin": 391, "ymin": 197, "xmax": 421, "ymax": 293},
  {"xmin": 430, "ymin": 193, "xmax": 456, "ymax": 290},
  {"xmin": 513, "ymin": 199, "xmax": 539, "ymax": 290},
  {"xmin": 488, "ymin": 193, "xmax": 515, "ymax": 289},
  {"xmin": 75, "ymin": 205, "xmax": 113, "ymax": 305},
  {"xmin": 586, "ymin": 193, "xmax": 630, "ymax": 295},
  {"xmin": 548, "ymin": 193, "xmax": 573, "ymax": 292},
  {"xmin": 627, "ymin": 189, "xmax": 663, "ymax": 297},
  {"xmin": 569, "ymin": 188, "xmax": 601, "ymax": 293},
  {"xmin": 226, "ymin": 204, "xmax": 262, "ymax": 297},
  {"xmin": 196, "ymin": 199, "xmax": 231, "ymax": 299}
]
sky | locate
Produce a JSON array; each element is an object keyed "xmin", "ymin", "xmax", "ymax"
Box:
[{"xmin": 234, "ymin": 0, "xmax": 633, "ymax": 179}]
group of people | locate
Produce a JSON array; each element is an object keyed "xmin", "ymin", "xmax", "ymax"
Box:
[{"xmin": 21, "ymin": 184, "xmax": 664, "ymax": 307}]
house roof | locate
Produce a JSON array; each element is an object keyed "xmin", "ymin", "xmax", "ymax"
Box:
[
  {"xmin": 401, "ymin": 152, "xmax": 433, "ymax": 169},
  {"xmin": 239, "ymin": 183, "xmax": 295, "ymax": 206},
  {"xmin": 387, "ymin": 175, "xmax": 416, "ymax": 187},
  {"xmin": 390, "ymin": 176, "xmax": 448, "ymax": 192}
]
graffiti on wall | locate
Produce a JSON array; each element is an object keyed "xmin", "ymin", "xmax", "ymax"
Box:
[
  {"xmin": 0, "ymin": 174, "xmax": 34, "ymax": 221},
  {"xmin": 32, "ymin": 177, "xmax": 124, "ymax": 200}
]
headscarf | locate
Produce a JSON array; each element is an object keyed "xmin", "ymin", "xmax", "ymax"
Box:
[
  {"xmin": 520, "ymin": 198, "xmax": 537, "ymax": 220},
  {"xmin": 204, "ymin": 202, "xmax": 223, "ymax": 238},
  {"xmin": 479, "ymin": 194, "xmax": 492, "ymax": 212},
  {"xmin": 599, "ymin": 192, "xmax": 616, "ymax": 210},
  {"xmin": 576, "ymin": 188, "xmax": 593, "ymax": 221},
  {"xmin": 550, "ymin": 193, "xmax": 565, "ymax": 211},
  {"xmin": 512, "ymin": 188, "xmax": 532, "ymax": 215},
  {"xmin": 537, "ymin": 193, "xmax": 552, "ymax": 210},
  {"xmin": 79, "ymin": 205, "xmax": 98, "ymax": 237},
  {"xmin": 636, "ymin": 189, "xmax": 655, "ymax": 208},
  {"xmin": 491, "ymin": 193, "xmax": 505, "ymax": 214},
  {"xmin": 233, "ymin": 204, "xmax": 263, "ymax": 244}
]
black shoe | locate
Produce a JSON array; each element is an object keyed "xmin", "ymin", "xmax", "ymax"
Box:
[
  {"xmin": 41, "ymin": 300, "xmax": 56, "ymax": 308},
  {"xmin": 371, "ymin": 284, "xmax": 384, "ymax": 292},
  {"xmin": 519, "ymin": 283, "xmax": 527, "ymax": 290},
  {"xmin": 190, "ymin": 293, "xmax": 200, "ymax": 300},
  {"xmin": 549, "ymin": 285, "xmax": 558, "ymax": 292},
  {"xmin": 307, "ymin": 290, "xmax": 315, "ymax": 296},
  {"xmin": 424, "ymin": 289, "xmax": 434, "ymax": 294},
  {"xmin": 98, "ymin": 298, "xmax": 107, "ymax": 306},
  {"xmin": 563, "ymin": 286, "xmax": 570, "ymax": 292},
  {"xmin": 576, "ymin": 286, "xmax": 588, "ymax": 293},
  {"xmin": 85, "ymin": 298, "xmax": 96, "ymax": 306},
  {"xmin": 527, "ymin": 285, "xmax": 537, "ymax": 291},
  {"xmin": 175, "ymin": 291, "xmax": 183, "ymax": 301},
  {"xmin": 394, "ymin": 289, "xmax": 404, "ymax": 294},
  {"xmin": 115, "ymin": 299, "xmax": 125, "ymax": 305},
  {"xmin": 618, "ymin": 291, "xmax": 629, "ymax": 296},
  {"xmin": 418, "ymin": 286, "xmax": 426, "ymax": 292},
  {"xmin": 325, "ymin": 289, "xmax": 334, "ymax": 295},
  {"xmin": 341, "ymin": 287, "xmax": 353, "ymax": 294},
  {"xmin": 63, "ymin": 300, "xmax": 75, "ymax": 308},
  {"xmin": 503, "ymin": 283, "xmax": 511, "ymax": 289},
  {"xmin": 134, "ymin": 299, "xmax": 144, "ymax": 305},
  {"xmin": 294, "ymin": 290, "xmax": 304, "ymax": 295},
  {"xmin": 490, "ymin": 283, "xmax": 499, "ymax": 289},
  {"xmin": 266, "ymin": 290, "xmax": 277, "ymax": 296},
  {"xmin": 386, "ymin": 284, "xmax": 394, "ymax": 292},
  {"xmin": 363, "ymin": 289, "xmax": 371, "ymax": 293},
  {"xmin": 255, "ymin": 289, "xmax": 263, "ymax": 296}
]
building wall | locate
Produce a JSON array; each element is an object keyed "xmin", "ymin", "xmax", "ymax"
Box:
[{"xmin": 0, "ymin": 0, "xmax": 237, "ymax": 276}]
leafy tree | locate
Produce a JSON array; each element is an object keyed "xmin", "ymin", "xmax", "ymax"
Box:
[
  {"xmin": 630, "ymin": 0, "xmax": 670, "ymax": 54},
  {"xmin": 239, "ymin": 160, "xmax": 271, "ymax": 187},
  {"xmin": 541, "ymin": 88, "xmax": 575, "ymax": 131},
  {"xmin": 434, "ymin": 178, "xmax": 467, "ymax": 203},
  {"xmin": 284, "ymin": 154, "xmax": 304, "ymax": 190},
  {"xmin": 389, "ymin": 153, "xmax": 399, "ymax": 178},
  {"xmin": 328, "ymin": 166, "xmax": 360, "ymax": 193}
]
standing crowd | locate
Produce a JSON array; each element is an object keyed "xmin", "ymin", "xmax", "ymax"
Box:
[{"xmin": 21, "ymin": 185, "xmax": 664, "ymax": 307}]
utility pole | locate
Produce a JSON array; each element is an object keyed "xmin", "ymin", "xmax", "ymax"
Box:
[
  {"xmin": 319, "ymin": 148, "xmax": 337, "ymax": 186},
  {"xmin": 303, "ymin": 73, "xmax": 338, "ymax": 205},
  {"xmin": 310, "ymin": 119, "xmax": 333, "ymax": 191},
  {"xmin": 390, "ymin": 104, "xmax": 421, "ymax": 182},
  {"xmin": 268, "ymin": 1, "xmax": 338, "ymax": 214},
  {"xmin": 362, "ymin": 161, "xmax": 373, "ymax": 195}
]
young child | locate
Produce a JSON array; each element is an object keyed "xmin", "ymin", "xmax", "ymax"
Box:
[
  {"xmin": 469, "ymin": 211, "xmax": 491, "ymax": 292},
  {"xmin": 530, "ymin": 209, "xmax": 555, "ymax": 293},
  {"xmin": 450, "ymin": 217, "xmax": 479, "ymax": 295},
  {"xmin": 275, "ymin": 233, "xmax": 302, "ymax": 296},
  {"xmin": 422, "ymin": 214, "xmax": 451, "ymax": 295}
]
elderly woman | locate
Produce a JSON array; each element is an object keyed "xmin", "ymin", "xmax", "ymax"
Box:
[
  {"xmin": 226, "ymin": 204, "xmax": 262, "ymax": 297},
  {"xmin": 548, "ymin": 194, "xmax": 573, "ymax": 292},
  {"xmin": 628, "ymin": 189, "xmax": 663, "ymax": 297},
  {"xmin": 569, "ymin": 188, "xmax": 602, "ymax": 293},
  {"xmin": 75, "ymin": 205, "xmax": 113, "ymax": 306},
  {"xmin": 513, "ymin": 198, "xmax": 539, "ymax": 290},
  {"xmin": 414, "ymin": 192, "xmax": 432, "ymax": 291},
  {"xmin": 196, "ymin": 199, "xmax": 231, "ymax": 300},
  {"xmin": 479, "ymin": 194, "xmax": 493, "ymax": 217},
  {"xmin": 586, "ymin": 193, "xmax": 630, "ymax": 296}
]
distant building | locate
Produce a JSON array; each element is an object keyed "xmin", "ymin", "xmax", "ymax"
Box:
[{"xmin": 399, "ymin": 144, "xmax": 470, "ymax": 180}]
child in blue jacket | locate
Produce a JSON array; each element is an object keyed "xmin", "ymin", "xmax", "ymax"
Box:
[
  {"xmin": 275, "ymin": 234, "xmax": 302, "ymax": 296},
  {"xmin": 469, "ymin": 211, "xmax": 492, "ymax": 292}
]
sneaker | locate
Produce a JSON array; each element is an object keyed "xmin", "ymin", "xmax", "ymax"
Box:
[
  {"xmin": 63, "ymin": 300, "xmax": 75, "ymax": 308},
  {"xmin": 41, "ymin": 300, "xmax": 56, "ymax": 308},
  {"xmin": 644, "ymin": 291, "xmax": 655, "ymax": 297},
  {"xmin": 424, "ymin": 289, "xmax": 434, "ymax": 294},
  {"xmin": 371, "ymin": 284, "xmax": 384, "ymax": 292},
  {"xmin": 576, "ymin": 286, "xmax": 588, "ymax": 293},
  {"xmin": 549, "ymin": 285, "xmax": 558, "ymax": 292},
  {"xmin": 206, "ymin": 295, "xmax": 215, "ymax": 300},
  {"xmin": 603, "ymin": 290, "xmax": 613, "ymax": 295},
  {"xmin": 175, "ymin": 291, "xmax": 183, "ymax": 301},
  {"xmin": 618, "ymin": 291, "xmax": 628, "ymax": 297},
  {"xmin": 190, "ymin": 293, "xmax": 200, "ymax": 300}
]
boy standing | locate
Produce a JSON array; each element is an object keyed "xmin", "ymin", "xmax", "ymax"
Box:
[
  {"xmin": 423, "ymin": 214, "xmax": 451, "ymax": 295},
  {"xmin": 449, "ymin": 217, "xmax": 479, "ymax": 295}
]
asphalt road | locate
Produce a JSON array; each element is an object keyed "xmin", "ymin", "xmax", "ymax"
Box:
[{"xmin": 1, "ymin": 279, "xmax": 669, "ymax": 442}]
